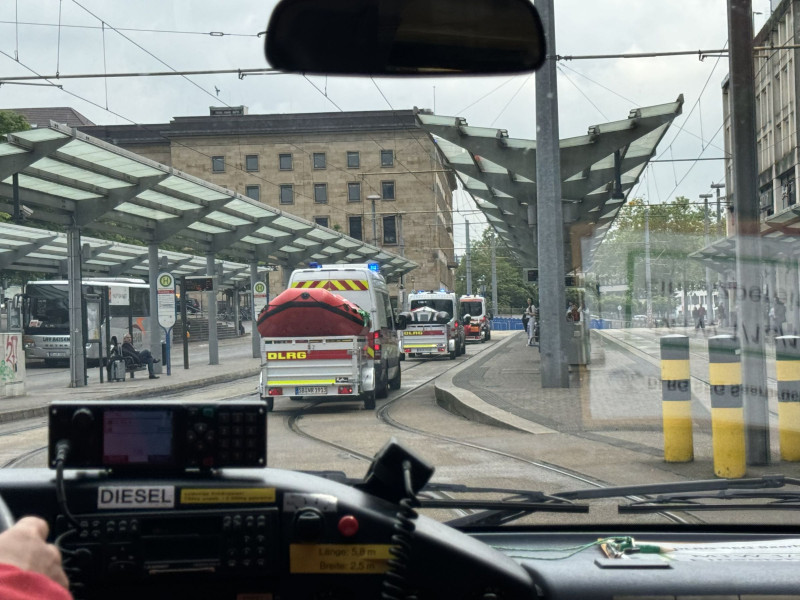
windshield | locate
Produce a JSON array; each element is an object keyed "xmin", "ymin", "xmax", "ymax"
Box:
[
  {"xmin": 4, "ymin": 0, "xmax": 799, "ymax": 530},
  {"xmin": 25, "ymin": 285, "xmax": 69, "ymax": 331},
  {"xmin": 410, "ymin": 300, "xmax": 454, "ymax": 316},
  {"xmin": 460, "ymin": 301, "xmax": 483, "ymax": 317}
]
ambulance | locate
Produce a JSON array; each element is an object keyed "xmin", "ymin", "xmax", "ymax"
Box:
[{"xmin": 459, "ymin": 294, "xmax": 492, "ymax": 342}]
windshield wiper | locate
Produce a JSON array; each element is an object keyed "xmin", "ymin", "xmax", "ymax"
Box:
[{"xmin": 441, "ymin": 475, "xmax": 800, "ymax": 528}]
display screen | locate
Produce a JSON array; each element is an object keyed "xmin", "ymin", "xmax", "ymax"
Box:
[{"xmin": 103, "ymin": 410, "xmax": 173, "ymax": 465}]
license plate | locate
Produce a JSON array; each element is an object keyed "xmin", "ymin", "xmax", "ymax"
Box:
[
  {"xmin": 296, "ymin": 386, "xmax": 327, "ymax": 395},
  {"xmin": 48, "ymin": 352, "xmax": 66, "ymax": 357}
]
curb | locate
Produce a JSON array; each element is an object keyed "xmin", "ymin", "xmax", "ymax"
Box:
[{"xmin": 433, "ymin": 332, "xmax": 557, "ymax": 435}]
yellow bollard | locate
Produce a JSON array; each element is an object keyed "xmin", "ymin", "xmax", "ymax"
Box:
[
  {"xmin": 708, "ymin": 335, "xmax": 746, "ymax": 478},
  {"xmin": 660, "ymin": 334, "xmax": 693, "ymax": 462},
  {"xmin": 776, "ymin": 335, "xmax": 800, "ymax": 461}
]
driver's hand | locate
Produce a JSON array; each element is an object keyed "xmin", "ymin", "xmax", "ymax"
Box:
[{"xmin": 0, "ymin": 516, "xmax": 69, "ymax": 589}]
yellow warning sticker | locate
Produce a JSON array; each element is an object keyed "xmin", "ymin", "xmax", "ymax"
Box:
[
  {"xmin": 290, "ymin": 544, "xmax": 392, "ymax": 574},
  {"xmin": 180, "ymin": 488, "xmax": 276, "ymax": 504}
]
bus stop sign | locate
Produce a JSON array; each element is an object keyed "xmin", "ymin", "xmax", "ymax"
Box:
[{"xmin": 157, "ymin": 273, "xmax": 176, "ymax": 329}]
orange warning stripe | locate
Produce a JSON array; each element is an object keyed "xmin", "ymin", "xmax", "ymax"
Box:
[{"xmin": 291, "ymin": 279, "xmax": 369, "ymax": 291}]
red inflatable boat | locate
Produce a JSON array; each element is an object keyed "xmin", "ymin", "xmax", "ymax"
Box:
[{"xmin": 256, "ymin": 287, "xmax": 370, "ymax": 337}]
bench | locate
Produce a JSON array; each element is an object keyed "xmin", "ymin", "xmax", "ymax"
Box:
[{"xmin": 107, "ymin": 337, "xmax": 148, "ymax": 382}]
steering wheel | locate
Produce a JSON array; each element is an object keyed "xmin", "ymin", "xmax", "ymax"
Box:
[{"xmin": 0, "ymin": 494, "xmax": 15, "ymax": 532}]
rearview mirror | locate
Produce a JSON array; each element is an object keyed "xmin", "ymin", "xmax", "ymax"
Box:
[{"xmin": 265, "ymin": 0, "xmax": 546, "ymax": 75}]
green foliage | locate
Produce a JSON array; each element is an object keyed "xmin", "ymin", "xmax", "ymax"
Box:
[
  {"xmin": 0, "ymin": 111, "xmax": 31, "ymax": 136},
  {"xmin": 589, "ymin": 197, "xmax": 719, "ymax": 320},
  {"xmin": 453, "ymin": 229, "xmax": 536, "ymax": 313}
]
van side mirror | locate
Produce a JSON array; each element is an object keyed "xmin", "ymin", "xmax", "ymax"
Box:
[{"xmin": 487, "ymin": 312, "xmax": 493, "ymax": 320}]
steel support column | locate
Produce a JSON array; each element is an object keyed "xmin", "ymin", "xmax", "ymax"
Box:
[
  {"xmin": 148, "ymin": 244, "xmax": 162, "ymax": 374},
  {"xmin": 67, "ymin": 226, "xmax": 85, "ymax": 388},
  {"xmin": 728, "ymin": 0, "xmax": 769, "ymax": 464},
  {"xmin": 251, "ymin": 262, "xmax": 261, "ymax": 359},
  {"xmin": 535, "ymin": 0, "xmax": 569, "ymax": 387},
  {"xmin": 207, "ymin": 253, "xmax": 219, "ymax": 365}
]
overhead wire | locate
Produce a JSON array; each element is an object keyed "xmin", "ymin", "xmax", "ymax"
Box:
[{"xmin": 0, "ymin": 19, "xmax": 262, "ymax": 37}]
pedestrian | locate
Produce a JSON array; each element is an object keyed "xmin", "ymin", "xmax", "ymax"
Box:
[
  {"xmin": 774, "ymin": 298, "xmax": 787, "ymax": 336},
  {"xmin": 121, "ymin": 333, "xmax": 159, "ymax": 379},
  {"xmin": 695, "ymin": 305, "xmax": 706, "ymax": 336},
  {"xmin": 524, "ymin": 297, "xmax": 537, "ymax": 346}
]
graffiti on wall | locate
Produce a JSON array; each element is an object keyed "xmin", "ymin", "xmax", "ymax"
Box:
[{"xmin": 1, "ymin": 335, "xmax": 19, "ymax": 382}]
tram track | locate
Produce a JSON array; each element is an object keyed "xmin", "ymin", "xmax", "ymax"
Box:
[{"xmin": 285, "ymin": 342, "xmax": 704, "ymax": 526}]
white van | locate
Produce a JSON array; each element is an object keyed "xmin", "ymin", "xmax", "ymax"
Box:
[
  {"xmin": 404, "ymin": 290, "xmax": 466, "ymax": 357},
  {"xmin": 459, "ymin": 294, "xmax": 492, "ymax": 342},
  {"xmin": 287, "ymin": 263, "xmax": 402, "ymax": 399}
]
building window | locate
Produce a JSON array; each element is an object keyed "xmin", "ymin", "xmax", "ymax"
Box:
[
  {"xmin": 245, "ymin": 154, "xmax": 259, "ymax": 172},
  {"xmin": 314, "ymin": 183, "xmax": 328, "ymax": 204},
  {"xmin": 348, "ymin": 182, "xmax": 361, "ymax": 202},
  {"xmin": 380, "ymin": 149, "xmax": 394, "ymax": 167},
  {"xmin": 383, "ymin": 215, "xmax": 397, "ymax": 244},
  {"xmin": 245, "ymin": 185, "xmax": 260, "ymax": 201},
  {"xmin": 347, "ymin": 151, "xmax": 360, "ymax": 168},
  {"xmin": 211, "ymin": 156, "xmax": 225, "ymax": 173},
  {"xmin": 313, "ymin": 152, "xmax": 326, "ymax": 169},
  {"xmin": 280, "ymin": 184, "xmax": 294, "ymax": 204},
  {"xmin": 781, "ymin": 172, "xmax": 795, "ymax": 207},
  {"xmin": 279, "ymin": 153, "xmax": 293, "ymax": 170},
  {"xmin": 381, "ymin": 181, "xmax": 395, "ymax": 200},
  {"xmin": 315, "ymin": 216, "xmax": 329, "ymax": 228},
  {"xmin": 349, "ymin": 216, "xmax": 363, "ymax": 240}
]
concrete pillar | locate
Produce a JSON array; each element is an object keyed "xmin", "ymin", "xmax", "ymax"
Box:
[
  {"xmin": 148, "ymin": 244, "xmax": 162, "ymax": 374},
  {"xmin": 207, "ymin": 253, "xmax": 219, "ymax": 365},
  {"xmin": 67, "ymin": 226, "xmax": 85, "ymax": 388}
]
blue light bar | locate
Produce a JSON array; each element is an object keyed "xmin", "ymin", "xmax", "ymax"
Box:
[
  {"xmin": 308, "ymin": 261, "xmax": 321, "ymax": 268},
  {"xmin": 367, "ymin": 261, "xmax": 380, "ymax": 273}
]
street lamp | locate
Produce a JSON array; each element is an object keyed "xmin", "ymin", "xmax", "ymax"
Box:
[{"xmin": 367, "ymin": 194, "xmax": 381, "ymax": 246}]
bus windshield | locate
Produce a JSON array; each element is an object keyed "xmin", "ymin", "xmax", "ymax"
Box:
[{"xmin": 26, "ymin": 284, "xmax": 70, "ymax": 331}]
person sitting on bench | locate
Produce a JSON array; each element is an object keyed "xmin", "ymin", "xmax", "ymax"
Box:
[{"xmin": 120, "ymin": 333, "xmax": 159, "ymax": 379}]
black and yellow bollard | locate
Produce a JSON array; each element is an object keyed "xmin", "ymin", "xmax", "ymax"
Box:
[
  {"xmin": 660, "ymin": 334, "xmax": 693, "ymax": 462},
  {"xmin": 708, "ymin": 335, "xmax": 746, "ymax": 478},
  {"xmin": 776, "ymin": 336, "xmax": 800, "ymax": 461}
]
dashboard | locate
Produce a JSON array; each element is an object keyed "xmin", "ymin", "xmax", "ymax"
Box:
[
  {"xmin": 3, "ymin": 400, "xmax": 798, "ymax": 599},
  {"xmin": 1, "ymin": 468, "xmax": 799, "ymax": 600}
]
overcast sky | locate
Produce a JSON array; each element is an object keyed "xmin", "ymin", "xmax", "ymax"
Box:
[{"xmin": 0, "ymin": 1, "xmax": 775, "ymax": 252}]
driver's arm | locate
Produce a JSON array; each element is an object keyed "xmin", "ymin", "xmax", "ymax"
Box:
[{"xmin": 0, "ymin": 517, "xmax": 72, "ymax": 600}]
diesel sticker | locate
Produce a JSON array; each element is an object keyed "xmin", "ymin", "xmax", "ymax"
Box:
[{"xmin": 98, "ymin": 485, "xmax": 175, "ymax": 509}]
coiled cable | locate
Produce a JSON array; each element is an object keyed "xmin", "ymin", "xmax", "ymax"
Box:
[{"xmin": 381, "ymin": 460, "xmax": 419, "ymax": 600}]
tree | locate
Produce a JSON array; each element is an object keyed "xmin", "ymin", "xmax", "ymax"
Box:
[
  {"xmin": 589, "ymin": 197, "xmax": 718, "ymax": 323},
  {"xmin": 0, "ymin": 111, "xmax": 30, "ymax": 136},
  {"xmin": 453, "ymin": 229, "xmax": 536, "ymax": 314}
]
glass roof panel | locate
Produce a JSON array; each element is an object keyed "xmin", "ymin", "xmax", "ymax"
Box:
[
  {"xmin": 0, "ymin": 144, "xmax": 28, "ymax": 157},
  {"xmin": 10, "ymin": 174, "xmax": 102, "ymax": 200},
  {"xmin": 306, "ymin": 229, "xmax": 339, "ymax": 242},
  {"xmin": 114, "ymin": 203, "xmax": 176, "ymax": 220},
  {"xmin": 58, "ymin": 141, "xmax": 164, "ymax": 178},
  {"xmin": 256, "ymin": 226, "xmax": 291, "ymax": 238},
  {"xmin": 13, "ymin": 128, "xmax": 69, "ymax": 143},
  {"xmin": 273, "ymin": 216, "xmax": 312, "ymax": 231},
  {"xmin": 159, "ymin": 176, "xmax": 231, "ymax": 201},
  {"xmin": 417, "ymin": 114, "xmax": 459, "ymax": 126},
  {"xmin": 433, "ymin": 137, "xmax": 474, "ymax": 165},
  {"xmin": 224, "ymin": 198, "xmax": 279, "ymax": 219},
  {"xmin": 240, "ymin": 235, "xmax": 272, "ymax": 244},
  {"xmin": 29, "ymin": 157, "xmax": 132, "ymax": 190},
  {"xmin": 189, "ymin": 222, "xmax": 230, "ymax": 234},
  {"xmin": 138, "ymin": 189, "xmax": 200, "ymax": 211},
  {"xmin": 205, "ymin": 211, "xmax": 252, "ymax": 227}
]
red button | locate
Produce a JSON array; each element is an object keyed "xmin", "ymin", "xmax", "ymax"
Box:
[{"xmin": 337, "ymin": 515, "xmax": 359, "ymax": 537}]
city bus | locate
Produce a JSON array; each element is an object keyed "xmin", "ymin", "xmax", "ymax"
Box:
[{"xmin": 20, "ymin": 277, "xmax": 150, "ymax": 365}]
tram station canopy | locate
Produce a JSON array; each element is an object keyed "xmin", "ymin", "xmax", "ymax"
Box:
[
  {"xmin": 416, "ymin": 96, "xmax": 684, "ymax": 272},
  {"xmin": 0, "ymin": 123, "xmax": 416, "ymax": 281}
]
